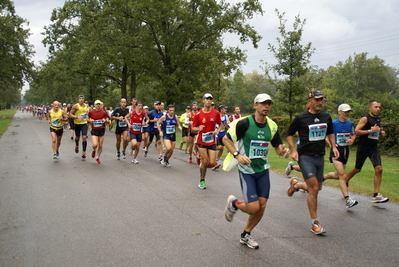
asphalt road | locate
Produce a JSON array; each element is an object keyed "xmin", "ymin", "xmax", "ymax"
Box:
[{"xmin": 1, "ymin": 111, "xmax": 398, "ymax": 267}]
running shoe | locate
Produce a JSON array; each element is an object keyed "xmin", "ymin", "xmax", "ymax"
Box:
[
  {"xmin": 159, "ymin": 154, "xmax": 163, "ymax": 161},
  {"xmin": 346, "ymin": 198, "xmax": 359, "ymax": 209},
  {"xmin": 122, "ymin": 151, "xmax": 126, "ymax": 159},
  {"xmin": 132, "ymin": 158, "xmax": 139, "ymax": 164},
  {"xmin": 287, "ymin": 178, "xmax": 299, "ymax": 197},
  {"xmin": 116, "ymin": 152, "xmax": 120, "ymax": 160},
  {"xmin": 71, "ymin": 136, "xmax": 73, "ymax": 140},
  {"xmin": 53, "ymin": 154, "xmax": 58, "ymax": 159},
  {"xmin": 372, "ymin": 193, "xmax": 389, "ymax": 203},
  {"xmin": 160, "ymin": 159, "xmax": 165, "ymax": 166},
  {"xmin": 91, "ymin": 150, "xmax": 96, "ymax": 158},
  {"xmin": 75, "ymin": 146, "xmax": 79, "ymax": 153},
  {"xmin": 212, "ymin": 163, "xmax": 221, "ymax": 170},
  {"xmin": 285, "ymin": 161, "xmax": 294, "ymax": 176},
  {"xmin": 142, "ymin": 146, "xmax": 146, "ymax": 151},
  {"xmin": 165, "ymin": 161, "xmax": 171, "ymax": 168},
  {"xmin": 240, "ymin": 234, "xmax": 259, "ymax": 249},
  {"xmin": 198, "ymin": 180, "xmax": 206, "ymax": 189},
  {"xmin": 178, "ymin": 142, "xmax": 183, "ymax": 150},
  {"xmin": 188, "ymin": 157, "xmax": 192, "ymax": 163},
  {"xmin": 185, "ymin": 150, "xmax": 188, "ymax": 154},
  {"xmin": 56, "ymin": 151, "xmax": 59, "ymax": 157},
  {"xmin": 224, "ymin": 195, "xmax": 238, "ymax": 222},
  {"xmin": 81, "ymin": 152, "xmax": 86, "ymax": 159},
  {"xmin": 311, "ymin": 220, "xmax": 326, "ymax": 235},
  {"xmin": 144, "ymin": 150, "xmax": 148, "ymax": 157},
  {"xmin": 96, "ymin": 158, "xmax": 101, "ymax": 164},
  {"xmin": 129, "ymin": 147, "xmax": 133, "ymax": 155}
]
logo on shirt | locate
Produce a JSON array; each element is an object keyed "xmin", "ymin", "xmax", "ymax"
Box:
[
  {"xmin": 202, "ymin": 118, "xmax": 206, "ymax": 123},
  {"xmin": 257, "ymin": 130, "xmax": 265, "ymax": 139},
  {"xmin": 314, "ymin": 118, "xmax": 320, "ymax": 123}
]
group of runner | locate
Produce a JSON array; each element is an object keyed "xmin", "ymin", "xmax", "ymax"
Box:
[{"xmin": 24, "ymin": 90, "xmax": 390, "ymax": 250}]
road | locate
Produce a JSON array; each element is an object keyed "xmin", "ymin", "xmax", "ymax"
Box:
[{"xmin": 1, "ymin": 111, "xmax": 398, "ymax": 267}]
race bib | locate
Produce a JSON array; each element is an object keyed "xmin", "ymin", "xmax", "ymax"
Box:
[
  {"xmin": 308, "ymin": 123, "xmax": 327, "ymax": 141},
  {"xmin": 336, "ymin": 133, "xmax": 350, "ymax": 146},
  {"xmin": 80, "ymin": 114, "xmax": 87, "ymax": 120},
  {"xmin": 368, "ymin": 131, "xmax": 379, "ymax": 140},
  {"xmin": 51, "ymin": 119, "xmax": 61, "ymax": 127},
  {"xmin": 166, "ymin": 125, "xmax": 175, "ymax": 134},
  {"xmin": 132, "ymin": 123, "xmax": 141, "ymax": 131},
  {"xmin": 93, "ymin": 120, "xmax": 103, "ymax": 127},
  {"xmin": 118, "ymin": 120, "xmax": 127, "ymax": 127},
  {"xmin": 249, "ymin": 140, "xmax": 269, "ymax": 159},
  {"xmin": 201, "ymin": 132, "xmax": 214, "ymax": 143}
]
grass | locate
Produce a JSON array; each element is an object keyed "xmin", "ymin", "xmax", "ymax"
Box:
[
  {"xmin": 0, "ymin": 109, "xmax": 17, "ymax": 138},
  {"xmin": 173, "ymin": 130, "xmax": 399, "ymax": 204}
]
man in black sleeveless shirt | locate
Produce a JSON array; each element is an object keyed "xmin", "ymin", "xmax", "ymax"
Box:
[{"xmin": 346, "ymin": 100, "xmax": 389, "ymax": 203}]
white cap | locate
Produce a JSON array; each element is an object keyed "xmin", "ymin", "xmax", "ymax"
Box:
[
  {"xmin": 202, "ymin": 93, "xmax": 213, "ymax": 99},
  {"xmin": 254, "ymin": 93, "xmax": 273, "ymax": 104},
  {"xmin": 143, "ymin": 105, "xmax": 149, "ymax": 109},
  {"xmin": 338, "ymin": 103, "xmax": 352, "ymax": 112}
]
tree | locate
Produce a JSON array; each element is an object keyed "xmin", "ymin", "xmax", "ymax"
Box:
[
  {"xmin": 265, "ymin": 9, "xmax": 314, "ymax": 121},
  {"xmin": 0, "ymin": 0, "xmax": 34, "ymax": 108}
]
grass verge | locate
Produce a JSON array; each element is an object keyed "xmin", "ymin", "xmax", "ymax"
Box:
[{"xmin": 0, "ymin": 109, "xmax": 16, "ymax": 138}]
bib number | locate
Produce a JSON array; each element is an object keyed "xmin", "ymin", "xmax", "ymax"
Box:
[
  {"xmin": 336, "ymin": 133, "xmax": 350, "ymax": 146},
  {"xmin": 132, "ymin": 123, "xmax": 141, "ymax": 131},
  {"xmin": 118, "ymin": 120, "xmax": 127, "ymax": 127},
  {"xmin": 368, "ymin": 131, "xmax": 379, "ymax": 140},
  {"xmin": 93, "ymin": 120, "xmax": 103, "ymax": 127},
  {"xmin": 201, "ymin": 132, "xmax": 214, "ymax": 143},
  {"xmin": 308, "ymin": 123, "xmax": 327, "ymax": 141},
  {"xmin": 249, "ymin": 140, "xmax": 269, "ymax": 159},
  {"xmin": 80, "ymin": 114, "xmax": 87, "ymax": 120},
  {"xmin": 166, "ymin": 125, "xmax": 175, "ymax": 134},
  {"xmin": 51, "ymin": 119, "xmax": 61, "ymax": 127}
]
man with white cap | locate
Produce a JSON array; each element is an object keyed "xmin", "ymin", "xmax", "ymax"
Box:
[
  {"xmin": 88, "ymin": 100, "xmax": 110, "ymax": 164},
  {"xmin": 191, "ymin": 93, "xmax": 222, "ymax": 189},
  {"xmin": 223, "ymin": 93, "xmax": 289, "ymax": 249},
  {"xmin": 286, "ymin": 89, "xmax": 338, "ymax": 235},
  {"xmin": 289, "ymin": 104, "xmax": 358, "ymax": 208}
]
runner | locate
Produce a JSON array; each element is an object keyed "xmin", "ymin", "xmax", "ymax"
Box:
[
  {"xmin": 288, "ymin": 104, "xmax": 359, "ymax": 208},
  {"xmin": 48, "ymin": 101, "xmax": 68, "ymax": 159},
  {"xmin": 229, "ymin": 106, "xmax": 242, "ymax": 122},
  {"xmin": 157, "ymin": 105, "xmax": 182, "ymax": 167},
  {"xmin": 345, "ymin": 100, "xmax": 389, "ymax": 203},
  {"xmin": 213, "ymin": 105, "xmax": 229, "ymax": 170},
  {"xmin": 286, "ymin": 89, "xmax": 338, "ymax": 235},
  {"xmin": 223, "ymin": 93, "xmax": 289, "ymax": 249},
  {"xmin": 142, "ymin": 105, "xmax": 150, "ymax": 155},
  {"xmin": 187, "ymin": 101, "xmax": 199, "ymax": 163},
  {"xmin": 146, "ymin": 101, "xmax": 164, "ymax": 160},
  {"xmin": 88, "ymin": 100, "xmax": 110, "ymax": 164},
  {"xmin": 125, "ymin": 101, "xmax": 149, "ymax": 164},
  {"xmin": 67, "ymin": 102, "xmax": 75, "ymax": 140},
  {"xmin": 191, "ymin": 93, "xmax": 222, "ymax": 189},
  {"xmin": 107, "ymin": 106, "xmax": 114, "ymax": 131},
  {"xmin": 178, "ymin": 106, "xmax": 191, "ymax": 152},
  {"xmin": 110, "ymin": 98, "xmax": 130, "ymax": 160},
  {"xmin": 69, "ymin": 95, "xmax": 90, "ymax": 159}
]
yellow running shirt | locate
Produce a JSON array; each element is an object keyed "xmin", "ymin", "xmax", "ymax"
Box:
[
  {"xmin": 49, "ymin": 109, "xmax": 63, "ymax": 130},
  {"xmin": 74, "ymin": 104, "xmax": 89, "ymax": 125}
]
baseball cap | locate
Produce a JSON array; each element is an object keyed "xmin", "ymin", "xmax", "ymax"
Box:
[
  {"xmin": 307, "ymin": 89, "xmax": 324, "ymax": 99},
  {"xmin": 338, "ymin": 103, "xmax": 352, "ymax": 112},
  {"xmin": 211, "ymin": 102, "xmax": 215, "ymax": 105},
  {"xmin": 63, "ymin": 103, "xmax": 66, "ymax": 106},
  {"xmin": 254, "ymin": 93, "xmax": 274, "ymax": 104},
  {"xmin": 78, "ymin": 95, "xmax": 84, "ymax": 98},
  {"xmin": 154, "ymin": 101, "xmax": 161, "ymax": 105},
  {"xmin": 143, "ymin": 105, "xmax": 149, "ymax": 109},
  {"xmin": 94, "ymin": 100, "xmax": 103, "ymax": 104},
  {"xmin": 185, "ymin": 106, "xmax": 191, "ymax": 109},
  {"xmin": 202, "ymin": 93, "xmax": 213, "ymax": 99},
  {"xmin": 218, "ymin": 105, "xmax": 227, "ymax": 110},
  {"xmin": 192, "ymin": 101, "xmax": 198, "ymax": 105}
]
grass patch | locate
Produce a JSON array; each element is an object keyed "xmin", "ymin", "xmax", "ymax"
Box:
[{"xmin": 0, "ymin": 109, "xmax": 16, "ymax": 138}]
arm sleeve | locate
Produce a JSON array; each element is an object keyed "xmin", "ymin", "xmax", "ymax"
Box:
[{"xmin": 271, "ymin": 131, "xmax": 283, "ymax": 147}]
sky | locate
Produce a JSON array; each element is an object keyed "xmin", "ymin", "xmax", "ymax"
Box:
[{"xmin": 12, "ymin": 0, "xmax": 399, "ymax": 79}]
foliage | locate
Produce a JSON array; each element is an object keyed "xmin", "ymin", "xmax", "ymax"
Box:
[
  {"xmin": 265, "ymin": 9, "xmax": 315, "ymax": 121},
  {"xmin": 0, "ymin": 0, "xmax": 34, "ymax": 108}
]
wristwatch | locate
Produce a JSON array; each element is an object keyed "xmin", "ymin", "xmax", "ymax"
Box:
[{"xmin": 233, "ymin": 151, "xmax": 239, "ymax": 158}]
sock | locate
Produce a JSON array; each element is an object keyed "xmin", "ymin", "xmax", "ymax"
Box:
[
  {"xmin": 293, "ymin": 184, "xmax": 298, "ymax": 190},
  {"xmin": 311, "ymin": 218, "xmax": 318, "ymax": 224},
  {"xmin": 82, "ymin": 140, "xmax": 87, "ymax": 152},
  {"xmin": 75, "ymin": 139, "xmax": 79, "ymax": 147},
  {"xmin": 241, "ymin": 231, "xmax": 251, "ymax": 238},
  {"xmin": 373, "ymin": 193, "xmax": 378, "ymax": 197},
  {"xmin": 232, "ymin": 200, "xmax": 238, "ymax": 209},
  {"xmin": 344, "ymin": 196, "xmax": 349, "ymax": 201}
]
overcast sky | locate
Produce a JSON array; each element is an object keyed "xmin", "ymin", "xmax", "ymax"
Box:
[{"xmin": 13, "ymin": 0, "xmax": 399, "ymax": 76}]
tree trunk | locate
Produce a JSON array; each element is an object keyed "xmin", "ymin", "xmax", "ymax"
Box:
[
  {"xmin": 121, "ymin": 64, "xmax": 128, "ymax": 99},
  {"xmin": 130, "ymin": 69, "xmax": 137, "ymax": 99}
]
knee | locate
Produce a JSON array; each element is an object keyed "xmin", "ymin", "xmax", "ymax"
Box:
[{"xmin": 375, "ymin": 166, "xmax": 383, "ymax": 174}]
